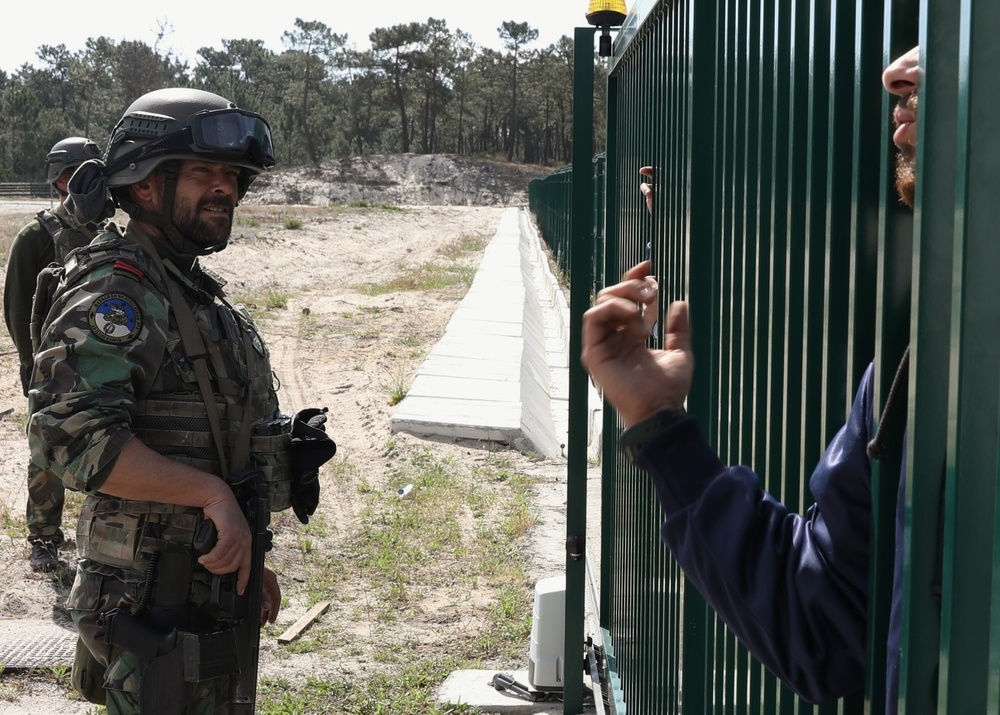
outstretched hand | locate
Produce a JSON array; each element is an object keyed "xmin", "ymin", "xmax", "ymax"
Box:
[{"xmin": 581, "ymin": 261, "xmax": 693, "ymax": 427}]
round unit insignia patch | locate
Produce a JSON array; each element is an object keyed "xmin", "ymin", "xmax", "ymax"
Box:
[{"xmin": 88, "ymin": 293, "xmax": 143, "ymax": 344}]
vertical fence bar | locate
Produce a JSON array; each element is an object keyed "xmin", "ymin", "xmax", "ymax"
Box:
[
  {"xmin": 565, "ymin": 25, "xmax": 598, "ymax": 715},
  {"xmin": 867, "ymin": 5, "xmax": 917, "ymax": 715},
  {"xmin": 891, "ymin": 1, "xmax": 950, "ymax": 714},
  {"xmin": 851, "ymin": 0, "xmax": 892, "ymax": 711},
  {"xmin": 932, "ymin": 0, "xmax": 1000, "ymax": 712},
  {"xmin": 984, "ymin": 5, "xmax": 1000, "ymax": 699},
  {"xmin": 762, "ymin": 1, "xmax": 791, "ymax": 711}
]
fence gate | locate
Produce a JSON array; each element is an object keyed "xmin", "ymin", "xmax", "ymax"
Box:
[{"xmin": 530, "ymin": 0, "xmax": 1000, "ymax": 712}]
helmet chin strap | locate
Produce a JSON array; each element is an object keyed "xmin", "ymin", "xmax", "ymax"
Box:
[{"xmin": 118, "ymin": 163, "xmax": 229, "ymax": 257}]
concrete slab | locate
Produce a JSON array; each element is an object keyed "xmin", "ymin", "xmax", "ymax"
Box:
[
  {"xmin": 389, "ymin": 207, "xmax": 598, "ymax": 459},
  {"xmin": 405, "ymin": 374, "xmax": 519, "ymax": 402},
  {"xmin": 437, "ymin": 669, "xmax": 596, "ymax": 714}
]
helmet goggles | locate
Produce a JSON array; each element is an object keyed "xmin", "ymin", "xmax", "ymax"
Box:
[
  {"xmin": 109, "ymin": 107, "xmax": 276, "ymax": 175},
  {"xmin": 189, "ymin": 108, "xmax": 275, "ymax": 167}
]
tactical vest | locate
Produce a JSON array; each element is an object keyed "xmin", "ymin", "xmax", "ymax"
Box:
[
  {"xmin": 29, "ymin": 207, "xmax": 100, "ymax": 356},
  {"xmin": 55, "ymin": 229, "xmax": 293, "ymax": 570},
  {"xmin": 35, "ymin": 203, "xmax": 96, "ymax": 263}
]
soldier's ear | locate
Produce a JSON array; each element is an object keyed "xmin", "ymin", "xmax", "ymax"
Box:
[
  {"xmin": 53, "ymin": 170, "xmax": 72, "ymax": 196},
  {"xmin": 129, "ymin": 173, "xmax": 162, "ymax": 210}
]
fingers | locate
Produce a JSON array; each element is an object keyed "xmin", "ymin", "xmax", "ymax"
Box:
[
  {"xmin": 614, "ymin": 259, "xmax": 651, "ymax": 283},
  {"xmin": 261, "ymin": 567, "xmax": 281, "ymax": 625},
  {"xmin": 198, "ymin": 492, "xmax": 253, "ymax": 592},
  {"xmin": 583, "ymin": 262, "xmax": 665, "ymax": 367},
  {"xmin": 596, "ymin": 262, "xmax": 656, "ymax": 306},
  {"xmin": 196, "ymin": 513, "xmax": 252, "ymax": 594},
  {"xmin": 196, "ymin": 530, "xmax": 251, "ymax": 580},
  {"xmin": 582, "ymin": 296, "xmax": 650, "ymax": 373},
  {"xmin": 664, "ymin": 301, "xmax": 691, "ymax": 353},
  {"xmin": 639, "ymin": 167, "xmax": 656, "ymax": 213},
  {"xmin": 586, "ymin": 294, "xmax": 649, "ymax": 337},
  {"xmin": 236, "ymin": 545, "xmax": 251, "ymax": 595}
]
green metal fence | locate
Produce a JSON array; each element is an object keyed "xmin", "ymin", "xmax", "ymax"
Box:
[
  {"xmin": 528, "ymin": 0, "xmax": 1000, "ymax": 712},
  {"xmin": 529, "ymin": 154, "xmax": 607, "ymax": 290},
  {"xmin": 530, "ymin": 164, "xmax": 574, "ymax": 277}
]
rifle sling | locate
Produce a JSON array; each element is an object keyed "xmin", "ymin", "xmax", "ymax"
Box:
[{"xmin": 127, "ymin": 228, "xmax": 255, "ymax": 477}]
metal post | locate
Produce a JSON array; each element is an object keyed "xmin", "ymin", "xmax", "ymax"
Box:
[{"xmin": 565, "ymin": 25, "xmax": 597, "ymax": 715}]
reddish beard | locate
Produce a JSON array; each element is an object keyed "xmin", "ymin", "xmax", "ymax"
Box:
[
  {"xmin": 894, "ymin": 93, "xmax": 918, "ymax": 209},
  {"xmin": 895, "ymin": 150, "xmax": 916, "ymax": 209}
]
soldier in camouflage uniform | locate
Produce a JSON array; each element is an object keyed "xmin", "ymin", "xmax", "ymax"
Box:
[
  {"xmin": 28, "ymin": 88, "xmax": 330, "ymax": 714},
  {"xmin": 4, "ymin": 137, "xmax": 103, "ymax": 571}
]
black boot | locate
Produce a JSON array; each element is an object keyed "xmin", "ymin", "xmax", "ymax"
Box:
[{"xmin": 29, "ymin": 540, "xmax": 60, "ymax": 572}]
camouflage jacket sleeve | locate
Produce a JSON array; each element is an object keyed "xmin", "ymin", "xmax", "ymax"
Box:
[{"xmin": 27, "ymin": 244, "xmax": 170, "ymax": 493}]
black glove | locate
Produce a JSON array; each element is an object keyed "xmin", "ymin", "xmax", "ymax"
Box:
[
  {"xmin": 291, "ymin": 471, "xmax": 320, "ymax": 525},
  {"xmin": 288, "ymin": 407, "xmax": 336, "ymax": 524}
]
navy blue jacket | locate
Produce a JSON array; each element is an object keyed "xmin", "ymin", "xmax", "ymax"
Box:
[{"xmin": 634, "ymin": 363, "xmax": 901, "ymax": 709}]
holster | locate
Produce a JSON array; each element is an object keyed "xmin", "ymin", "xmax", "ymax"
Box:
[
  {"xmin": 140, "ymin": 647, "xmax": 195, "ymax": 715},
  {"xmin": 102, "ymin": 609, "xmax": 240, "ymax": 714}
]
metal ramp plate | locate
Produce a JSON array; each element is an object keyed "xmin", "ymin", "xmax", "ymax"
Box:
[{"xmin": 0, "ymin": 619, "xmax": 76, "ymax": 669}]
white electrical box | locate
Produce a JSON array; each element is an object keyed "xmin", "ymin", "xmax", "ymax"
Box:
[{"xmin": 528, "ymin": 575, "xmax": 565, "ymax": 691}]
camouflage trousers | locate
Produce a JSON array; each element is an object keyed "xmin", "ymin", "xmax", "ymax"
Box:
[
  {"xmin": 26, "ymin": 459, "xmax": 65, "ymax": 544},
  {"xmin": 70, "ymin": 566, "xmax": 231, "ymax": 714}
]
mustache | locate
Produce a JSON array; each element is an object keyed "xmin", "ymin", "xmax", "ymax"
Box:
[{"xmin": 896, "ymin": 92, "xmax": 919, "ymax": 116}]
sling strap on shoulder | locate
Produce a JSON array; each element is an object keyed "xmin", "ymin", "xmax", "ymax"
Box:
[
  {"xmin": 125, "ymin": 227, "xmax": 256, "ymax": 478},
  {"xmin": 130, "ymin": 231, "xmax": 250, "ymax": 479}
]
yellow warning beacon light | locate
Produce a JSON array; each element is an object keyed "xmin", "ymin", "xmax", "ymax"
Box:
[
  {"xmin": 586, "ymin": 0, "xmax": 627, "ymax": 57},
  {"xmin": 585, "ymin": 0, "xmax": 627, "ymax": 28}
]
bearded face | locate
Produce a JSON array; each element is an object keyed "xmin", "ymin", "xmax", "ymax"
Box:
[
  {"xmin": 171, "ymin": 191, "xmax": 235, "ymax": 250},
  {"xmin": 894, "ymin": 92, "xmax": 918, "ymax": 209},
  {"xmin": 165, "ymin": 161, "xmax": 240, "ymax": 252}
]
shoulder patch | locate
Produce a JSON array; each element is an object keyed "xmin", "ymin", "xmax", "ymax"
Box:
[{"xmin": 88, "ymin": 293, "xmax": 143, "ymax": 344}]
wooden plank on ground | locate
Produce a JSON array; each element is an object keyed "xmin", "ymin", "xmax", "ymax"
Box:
[{"xmin": 277, "ymin": 600, "xmax": 331, "ymax": 644}]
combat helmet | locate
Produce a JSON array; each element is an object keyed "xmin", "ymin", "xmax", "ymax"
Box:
[
  {"xmin": 100, "ymin": 87, "xmax": 275, "ymax": 255},
  {"xmin": 45, "ymin": 137, "xmax": 102, "ymax": 185}
]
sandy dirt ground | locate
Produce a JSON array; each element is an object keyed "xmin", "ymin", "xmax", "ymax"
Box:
[{"xmin": 0, "ymin": 198, "xmax": 585, "ymax": 713}]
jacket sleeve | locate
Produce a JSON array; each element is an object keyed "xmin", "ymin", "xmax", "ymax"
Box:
[
  {"xmin": 3, "ymin": 220, "xmax": 53, "ymax": 383},
  {"xmin": 27, "ymin": 267, "xmax": 169, "ymax": 493},
  {"xmin": 634, "ymin": 365, "xmax": 875, "ymax": 703}
]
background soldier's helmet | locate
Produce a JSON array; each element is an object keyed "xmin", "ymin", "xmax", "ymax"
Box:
[
  {"xmin": 45, "ymin": 137, "xmax": 101, "ymax": 185},
  {"xmin": 103, "ymin": 87, "xmax": 275, "ymax": 200}
]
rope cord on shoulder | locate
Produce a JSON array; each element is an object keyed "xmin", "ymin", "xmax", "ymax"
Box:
[{"xmin": 867, "ymin": 345, "xmax": 911, "ymax": 460}]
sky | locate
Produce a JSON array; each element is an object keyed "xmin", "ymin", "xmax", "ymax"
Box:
[{"xmin": 3, "ymin": 1, "xmax": 612, "ymax": 74}]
